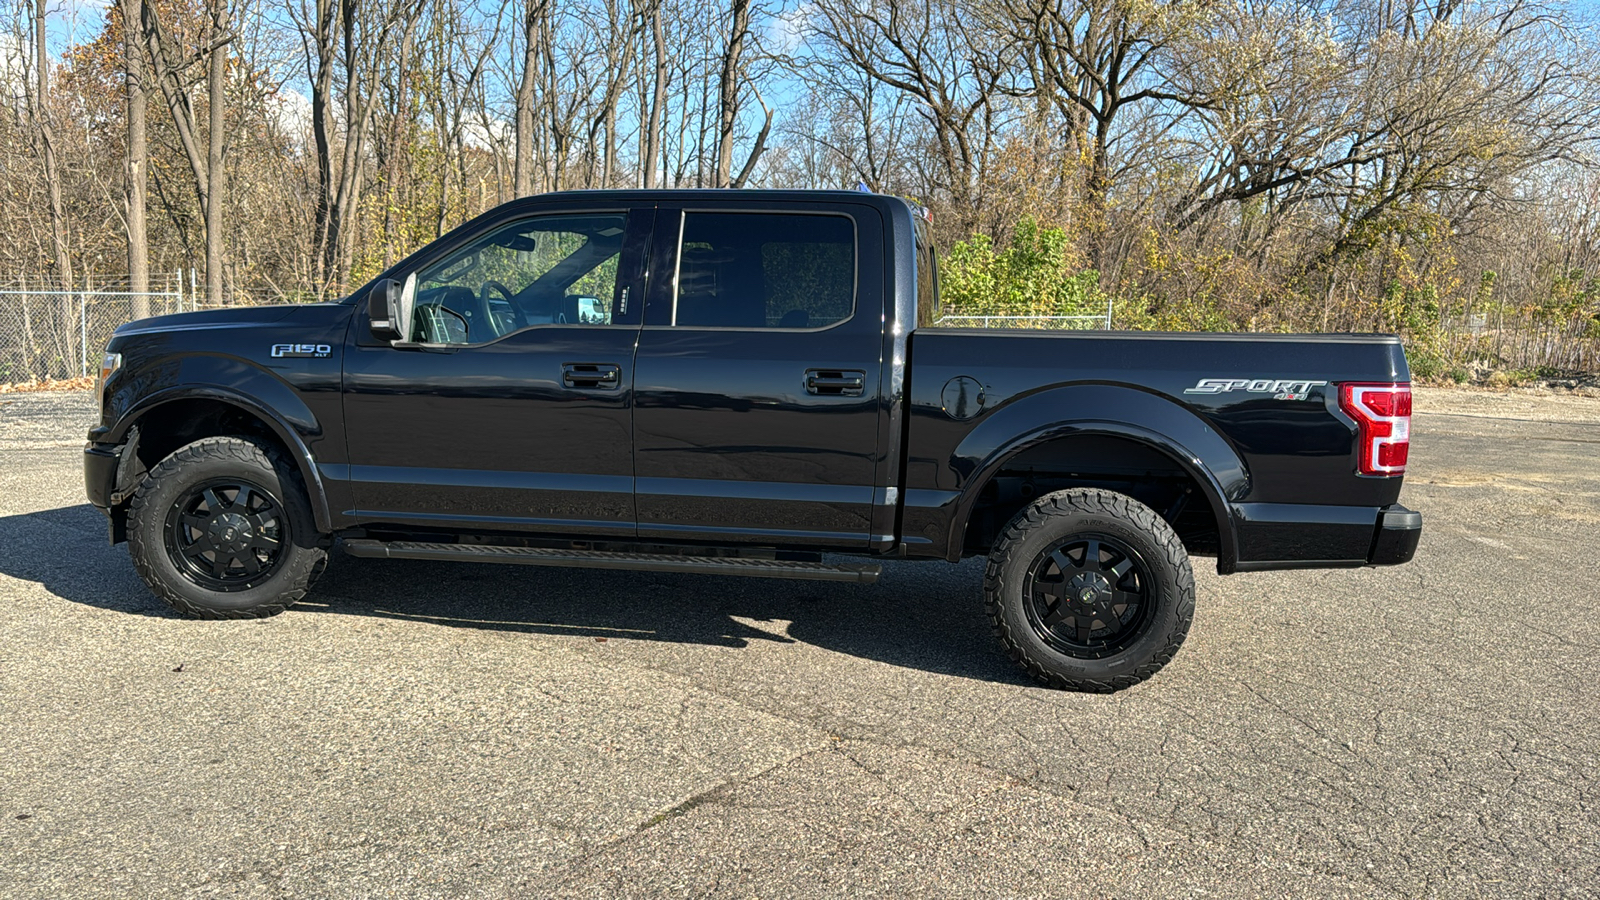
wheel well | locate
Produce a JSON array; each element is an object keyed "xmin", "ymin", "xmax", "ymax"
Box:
[
  {"xmin": 129, "ymin": 399, "xmax": 289, "ymax": 473},
  {"xmin": 105, "ymin": 398, "xmax": 322, "ymax": 544},
  {"xmin": 115, "ymin": 400, "xmax": 301, "ymax": 513},
  {"xmin": 963, "ymin": 434, "xmax": 1223, "ymax": 557}
]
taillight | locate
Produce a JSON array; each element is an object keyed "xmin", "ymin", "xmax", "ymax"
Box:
[{"xmin": 1339, "ymin": 383, "xmax": 1411, "ymax": 476}]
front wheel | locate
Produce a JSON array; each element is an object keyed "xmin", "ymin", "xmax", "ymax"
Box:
[
  {"xmin": 127, "ymin": 436, "xmax": 326, "ymax": 619},
  {"xmin": 986, "ymin": 488, "xmax": 1194, "ymax": 692}
]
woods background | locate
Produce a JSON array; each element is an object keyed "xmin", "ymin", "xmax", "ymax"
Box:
[{"xmin": 4, "ymin": 0, "xmax": 1600, "ymax": 382}]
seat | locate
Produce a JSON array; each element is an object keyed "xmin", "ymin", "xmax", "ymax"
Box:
[
  {"xmin": 676, "ymin": 246, "xmax": 768, "ymax": 327},
  {"xmin": 414, "ymin": 304, "xmax": 467, "ymax": 343}
]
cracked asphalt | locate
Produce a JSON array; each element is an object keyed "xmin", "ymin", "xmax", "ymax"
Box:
[{"xmin": 0, "ymin": 387, "xmax": 1596, "ymax": 898}]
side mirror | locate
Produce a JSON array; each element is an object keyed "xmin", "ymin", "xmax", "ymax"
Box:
[{"xmin": 368, "ymin": 278, "xmax": 403, "ymax": 340}]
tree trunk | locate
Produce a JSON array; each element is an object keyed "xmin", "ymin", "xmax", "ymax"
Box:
[
  {"xmin": 32, "ymin": 0, "xmax": 72, "ymax": 293},
  {"xmin": 138, "ymin": 0, "xmax": 228, "ymax": 300},
  {"xmin": 327, "ymin": 0, "xmax": 371, "ymax": 289},
  {"xmin": 641, "ymin": 0, "xmax": 665, "ymax": 189},
  {"xmin": 119, "ymin": 0, "xmax": 150, "ymax": 316},
  {"xmin": 32, "ymin": 0, "xmax": 74, "ymax": 374},
  {"xmin": 205, "ymin": 0, "xmax": 228, "ymax": 305},
  {"xmin": 730, "ymin": 87, "xmax": 772, "ymax": 189},
  {"xmin": 514, "ymin": 0, "xmax": 546, "ymax": 197},
  {"xmin": 541, "ymin": 15, "xmax": 564, "ymax": 191},
  {"xmin": 602, "ymin": 96, "xmax": 618, "ymax": 186},
  {"xmin": 1085, "ymin": 119, "xmax": 1111, "ymax": 269},
  {"xmin": 309, "ymin": 0, "xmax": 337, "ymax": 295},
  {"xmin": 713, "ymin": 0, "xmax": 750, "ymax": 188},
  {"xmin": 595, "ymin": 2, "xmax": 637, "ymax": 187}
]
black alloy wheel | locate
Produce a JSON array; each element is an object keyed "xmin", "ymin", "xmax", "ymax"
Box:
[
  {"xmin": 986, "ymin": 488, "xmax": 1195, "ymax": 692},
  {"xmin": 1024, "ymin": 533, "xmax": 1155, "ymax": 660},
  {"xmin": 128, "ymin": 435, "xmax": 326, "ymax": 619},
  {"xmin": 165, "ymin": 479, "xmax": 287, "ymax": 590}
]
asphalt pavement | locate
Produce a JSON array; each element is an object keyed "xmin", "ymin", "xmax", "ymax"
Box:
[{"xmin": 0, "ymin": 387, "xmax": 1595, "ymax": 898}]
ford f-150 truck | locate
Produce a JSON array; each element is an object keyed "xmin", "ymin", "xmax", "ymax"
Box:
[{"xmin": 84, "ymin": 190, "xmax": 1421, "ymax": 691}]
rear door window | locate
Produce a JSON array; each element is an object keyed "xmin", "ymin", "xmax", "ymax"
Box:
[{"xmin": 671, "ymin": 213, "xmax": 855, "ymax": 329}]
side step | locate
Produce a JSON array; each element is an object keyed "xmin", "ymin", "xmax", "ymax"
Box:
[{"xmin": 340, "ymin": 539, "xmax": 881, "ymax": 583}]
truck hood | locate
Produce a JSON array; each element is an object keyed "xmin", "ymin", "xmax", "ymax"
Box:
[{"xmin": 113, "ymin": 303, "xmax": 344, "ymax": 338}]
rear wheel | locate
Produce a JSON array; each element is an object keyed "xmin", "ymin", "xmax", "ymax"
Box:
[
  {"xmin": 986, "ymin": 488, "xmax": 1194, "ymax": 692},
  {"xmin": 128, "ymin": 436, "xmax": 326, "ymax": 619}
]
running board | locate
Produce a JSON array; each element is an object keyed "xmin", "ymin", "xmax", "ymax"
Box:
[{"xmin": 340, "ymin": 539, "xmax": 881, "ymax": 583}]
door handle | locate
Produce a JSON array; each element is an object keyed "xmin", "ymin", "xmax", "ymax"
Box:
[
  {"xmin": 805, "ymin": 369, "xmax": 866, "ymax": 397},
  {"xmin": 563, "ymin": 363, "xmax": 621, "ymax": 389}
]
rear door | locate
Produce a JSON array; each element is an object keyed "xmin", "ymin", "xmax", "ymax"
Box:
[{"xmin": 630, "ymin": 203, "xmax": 887, "ymax": 548}]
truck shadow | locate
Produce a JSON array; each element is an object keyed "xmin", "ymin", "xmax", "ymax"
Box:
[{"xmin": 0, "ymin": 504, "xmax": 1028, "ymax": 687}]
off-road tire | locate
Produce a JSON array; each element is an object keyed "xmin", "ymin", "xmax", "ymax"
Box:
[
  {"xmin": 128, "ymin": 436, "xmax": 326, "ymax": 619},
  {"xmin": 985, "ymin": 488, "xmax": 1194, "ymax": 692}
]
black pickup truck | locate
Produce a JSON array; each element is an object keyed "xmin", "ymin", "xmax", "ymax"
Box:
[{"xmin": 84, "ymin": 189, "xmax": 1420, "ymax": 691}]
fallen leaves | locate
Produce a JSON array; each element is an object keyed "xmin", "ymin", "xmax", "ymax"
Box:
[{"xmin": 0, "ymin": 376, "xmax": 95, "ymax": 393}]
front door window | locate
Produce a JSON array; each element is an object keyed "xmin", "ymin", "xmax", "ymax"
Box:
[{"xmin": 409, "ymin": 214, "xmax": 627, "ymax": 344}]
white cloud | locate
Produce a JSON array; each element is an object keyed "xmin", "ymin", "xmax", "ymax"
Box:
[
  {"xmin": 766, "ymin": 2, "xmax": 814, "ymax": 56},
  {"xmin": 464, "ymin": 118, "xmax": 509, "ymax": 152},
  {"xmin": 0, "ymin": 33, "xmax": 26, "ymax": 106},
  {"xmin": 275, "ymin": 87, "xmax": 312, "ymax": 139}
]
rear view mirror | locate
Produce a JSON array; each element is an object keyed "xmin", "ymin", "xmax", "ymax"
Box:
[
  {"xmin": 369, "ymin": 278, "xmax": 403, "ymax": 340},
  {"xmin": 491, "ymin": 232, "xmax": 538, "ymax": 252}
]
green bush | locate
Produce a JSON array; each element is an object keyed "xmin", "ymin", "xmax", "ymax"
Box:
[{"xmin": 940, "ymin": 219, "xmax": 1110, "ymax": 320}]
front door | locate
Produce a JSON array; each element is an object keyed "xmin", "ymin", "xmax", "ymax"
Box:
[
  {"xmin": 631, "ymin": 204, "xmax": 887, "ymax": 548},
  {"xmin": 342, "ymin": 207, "xmax": 650, "ymax": 538}
]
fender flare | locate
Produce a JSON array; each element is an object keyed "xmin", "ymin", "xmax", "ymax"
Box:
[
  {"xmin": 110, "ymin": 385, "xmax": 333, "ymax": 534},
  {"xmin": 944, "ymin": 383, "xmax": 1249, "ymax": 570}
]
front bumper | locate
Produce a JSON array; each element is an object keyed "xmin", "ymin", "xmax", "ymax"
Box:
[
  {"xmin": 84, "ymin": 441, "xmax": 120, "ymax": 510},
  {"xmin": 84, "ymin": 441, "xmax": 133, "ymax": 544}
]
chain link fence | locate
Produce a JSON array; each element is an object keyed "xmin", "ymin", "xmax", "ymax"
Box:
[
  {"xmin": 936, "ymin": 311, "xmax": 1113, "ymax": 330},
  {"xmin": 0, "ymin": 272, "xmax": 219, "ymax": 383}
]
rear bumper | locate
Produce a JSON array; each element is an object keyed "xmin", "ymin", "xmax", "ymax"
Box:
[
  {"xmin": 1369, "ymin": 504, "xmax": 1422, "ymax": 566},
  {"xmin": 1227, "ymin": 501, "xmax": 1421, "ymax": 572}
]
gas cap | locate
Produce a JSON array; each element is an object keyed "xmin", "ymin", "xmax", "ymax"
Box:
[{"xmin": 941, "ymin": 376, "xmax": 986, "ymax": 419}]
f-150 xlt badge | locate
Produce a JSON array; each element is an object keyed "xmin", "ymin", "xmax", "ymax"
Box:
[
  {"xmin": 270, "ymin": 343, "xmax": 331, "ymax": 358},
  {"xmin": 1184, "ymin": 378, "xmax": 1327, "ymax": 401}
]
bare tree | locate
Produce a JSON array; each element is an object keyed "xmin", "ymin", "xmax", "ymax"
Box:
[
  {"xmin": 711, "ymin": 0, "xmax": 774, "ymax": 188},
  {"xmin": 138, "ymin": 0, "xmax": 234, "ymax": 303},
  {"xmin": 808, "ymin": 0, "xmax": 1012, "ymax": 235},
  {"xmin": 513, "ymin": 0, "xmax": 548, "ymax": 196},
  {"xmin": 117, "ymin": 0, "xmax": 150, "ymax": 312},
  {"xmin": 586, "ymin": 0, "xmax": 639, "ymax": 187},
  {"xmin": 640, "ymin": 0, "xmax": 667, "ymax": 188},
  {"xmin": 1161, "ymin": 0, "xmax": 1600, "ymax": 270},
  {"xmin": 712, "ymin": 0, "xmax": 750, "ymax": 186},
  {"xmin": 786, "ymin": 48, "xmax": 916, "ymax": 193},
  {"xmin": 996, "ymin": 0, "xmax": 1198, "ymax": 264},
  {"xmin": 27, "ymin": 0, "xmax": 72, "ymax": 291},
  {"xmin": 3, "ymin": 0, "xmax": 1600, "ymax": 383},
  {"xmin": 291, "ymin": 0, "xmax": 420, "ymax": 293},
  {"xmin": 203, "ymin": 0, "xmax": 227, "ymax": 303}
]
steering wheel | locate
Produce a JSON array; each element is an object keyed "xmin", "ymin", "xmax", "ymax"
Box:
[{"xmin": 478, "ymin": 279, "xmax": 526, "ymax": 336}]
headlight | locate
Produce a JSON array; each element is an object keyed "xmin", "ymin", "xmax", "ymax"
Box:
[{"xmin": 95, "ymin": 351, "xmax": 122, "ymax": 406}]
